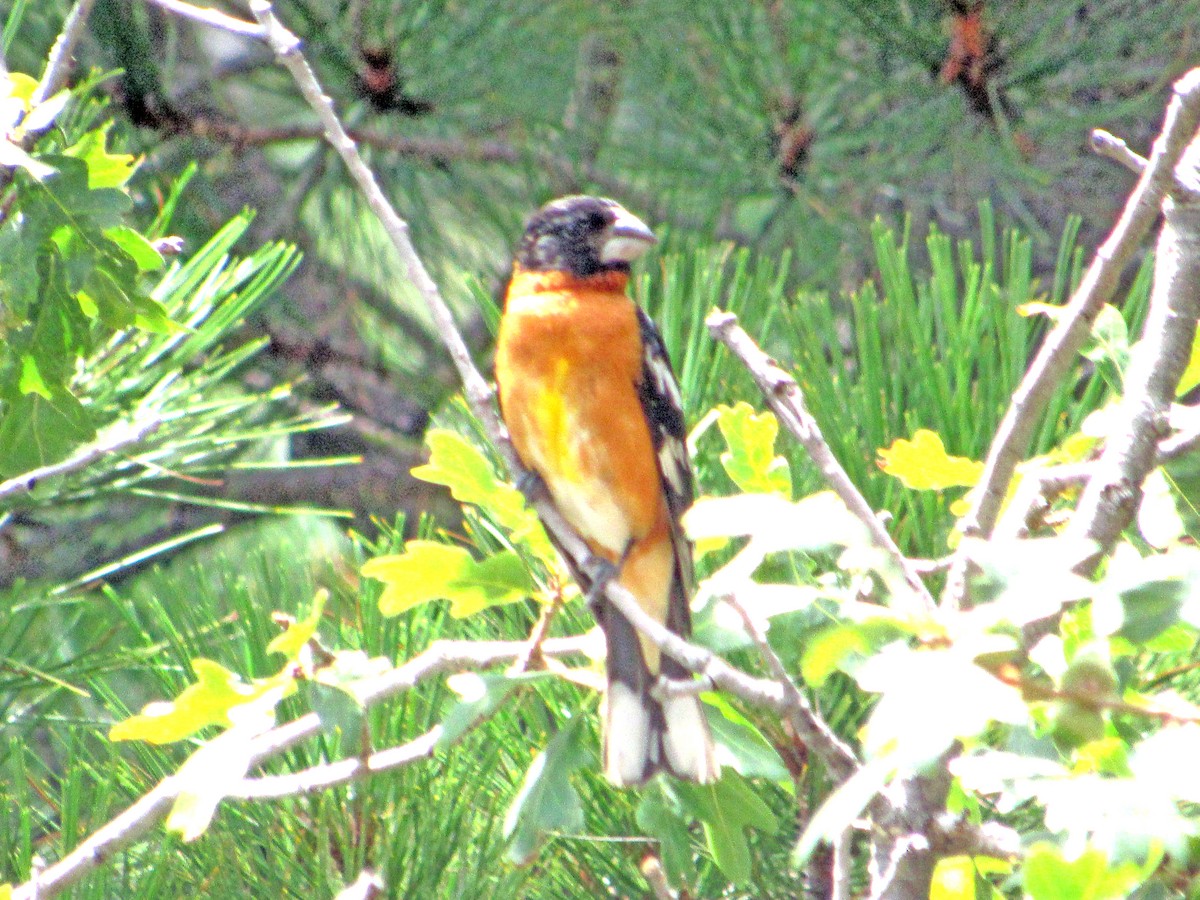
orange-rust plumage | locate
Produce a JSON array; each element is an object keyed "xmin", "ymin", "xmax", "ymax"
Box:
[{"xmin": 495, "ymin": 197, "xmax": 717, "ymax": 786}]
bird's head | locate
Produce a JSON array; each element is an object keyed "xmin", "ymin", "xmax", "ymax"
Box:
[{"xmin": 515, "ymin": 195, "xmax": 657, "ymax": 278}]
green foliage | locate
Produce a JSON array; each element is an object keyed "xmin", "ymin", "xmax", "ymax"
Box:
[
  {"xmin": 502, "ymin": 717, "xmax": 588, "ymax": 865},
  {"xmin": 715, "ymin": 401, "xmax": 792, "ymax": 496}
]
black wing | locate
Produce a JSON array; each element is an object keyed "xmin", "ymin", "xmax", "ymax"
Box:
[{"xmin": 635, "ymin": 306, "xmax": 697, "ymax": 608}]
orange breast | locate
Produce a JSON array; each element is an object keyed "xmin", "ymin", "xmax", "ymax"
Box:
[{"xmin": 496, "ymin": 271, "xmax": 663, "ymax": 556}]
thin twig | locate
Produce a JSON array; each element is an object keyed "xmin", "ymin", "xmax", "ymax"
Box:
[
  {"xmin": 831, "ymin": 826, "xmax": 854, "ymax": 900},
  {"xmin": 640, "ymin": 856, "xmax": 678, "ymax": 900},
  {"xmin": 725, "ymin": 594, "xmax": 858, "ymax": 782},
  {"xmin": 945, "ymin": 67, "xmax": 1200, "ymax": 608},
  {"xmin": 231, "ymin": 728, "xmax": 443, "ymax": 798},
  {"xmin": 706, "ymin": 309, "xmax": 936, "ymax": 616},
  {"xmin": 0, "ymin": 418, "xmax": 164, "ymax": 502},
  {"xmin": 11, "ymin": 637, "xmax": 592, "ymax": 900},
  {"xmin": 1091, "ymin": 127, "xmax": 1200, "ymax": 204},
  {"xmin": 1090, "ymin": 128, "xmax": 1147, "ymax": 175},
  {"xmin": 144, "ymin": 0, "xmax": 265, "ymax": 38},
  {"xmin": 30, "ymin": 0, "xmax": 97, "ymax": 106},
  {"xmin": 1159, "ymin": 418, "xmax": 1200, "ymax": 461}
]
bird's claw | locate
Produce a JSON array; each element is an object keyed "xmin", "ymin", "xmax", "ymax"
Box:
[{"xmin": 584, "ymin": 554, "xmax": 620, "ymax": 612}]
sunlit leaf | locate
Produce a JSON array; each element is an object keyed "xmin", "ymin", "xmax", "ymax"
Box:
[
  {"xmin": 22, "ymin": 89, "xmax": 70, "ymax": 134},
  {"xmin": 363, "ymin": 541, "xmax": 533, "ymax": 618},
  {"xmin": 1081, "ymin": 304, "xmax": 1130, "ymax": 373},
  {"xmin": 685, "ymin": 491, "xmax": 863, "ymax": 552},
  {"xmin": 704, "ymin": 694, "xmax": 789, "ymax": 781},
  {"xmin": 104, "ymin": 224, "xmax": 165, "ymax": 272},
  {"xmin": 0, "ymin": 137, "xmax": 54, "ymax": 179},
  {"xmin": 1023, "ymin": 842, "xmax": 1156, "ymax": 900},
  {"xmin": 109, "ymin": 658, "xmax": 295, "ymax": 745},
  {"xmin": 62, "ymin": 122, "xmax": 138, "ymax": 188},
  {"xmin": 877, "ymin": 429, "xmax": 982, "ymax": 490},
  {"xmin": 1130, "ymin": 724, "xmax": 1200, "ymax": 803},
  {"xmin": 801, "ymin": 620, "xmax": 906, "ymax": 686},
  {"xmin": 165, "ymin": 686, "xmax": 288, "ymax": 842},
  {"xmin": 930, "ymin": 855, "xmax": 977, "ymax": 900},
  {"xmin": 411, "ymin": 429, "xmax": 552, "ymax": 559},
  {"xmin": 267, "ymin": 589, "xmax": 327, "ymax": 659},
  {"xmin": 856, "ymin": 644, "xmax": 1028, "ymax": 763},
  {"xmin": 716, "ymin": 402, "xmax": 791, "ymax": 496},
  {"xmin": 439, "ymin": 671, "xmax": 551, "ymax": 747}
]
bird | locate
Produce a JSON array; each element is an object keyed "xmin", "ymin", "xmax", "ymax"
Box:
[{"xmin": 495, "ymin": 195, "xmax": 718, "ymax": 786}]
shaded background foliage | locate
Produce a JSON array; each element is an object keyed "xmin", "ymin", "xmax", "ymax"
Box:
[
  {"xmin": 2, "ymin": 0, "xmax": 1200, "ymax": 896},
  {"xmin": 5, "ymin": 0, "xmax": 1194, "ymax": 581}
]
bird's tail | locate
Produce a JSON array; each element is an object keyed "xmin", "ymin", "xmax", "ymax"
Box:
[{"xmin": 601, "ymin": 606, "xmax": 717, "ymax": 786}]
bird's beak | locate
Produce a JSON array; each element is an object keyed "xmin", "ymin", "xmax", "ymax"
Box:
[{"xmin": 600, "ymin": 207, "xmax": 657, "ymax": 264}]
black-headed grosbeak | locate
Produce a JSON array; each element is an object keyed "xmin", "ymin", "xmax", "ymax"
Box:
[{"xmin": 496, "ymin": 196, "xmax": 717, "ymax": 786}]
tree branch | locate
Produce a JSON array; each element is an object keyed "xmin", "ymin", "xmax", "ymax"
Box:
[
  {"xmin": 31, "ymin": 0, "xmax": 97, "ymax": 105},
  {"xmin": 945, "ymin": 67, "xmax": 1200, "ymax": 608},
  {"xmin": 725, "ymin": 595, "xmax": 858, "ymax": 783},
  {"xmin": 230, "ymin": 727, "xmax": 443, "ymax": 799},
  {"xmin": 706, "ymin": 309, "xmax": 936, "ymax": 616},
  {"xmin": 144, "ymin": 0, "xmax": 265, "ymax": 39},
  {"xmin": 1065, "ymin": 133, "xmax": 1200, "ymax": 568},
  {"xmin": 0, "ymin": 417, "xmax": 164, "ymax": 502},
  {"xmin": 10, "ymin": 637, "xmax": 592, "ymax": 900}
]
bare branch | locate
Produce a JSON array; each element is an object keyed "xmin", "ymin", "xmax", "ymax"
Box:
[
  {"xmin": 144, "ymin": 0, "xmax": 265, "ymax": 39},
  {"xmin": 1066, "ymin": 134, "xmax": 1200, "ymax": 568},
  {"xmin": 31, "ymin": 0, "xmax": 97, "ymax": 106},
  {"xmin": 0, "ymin": 417, "xmax": 164, "ymax": 502},
  {"xmin": 231, "ymin": 728, "xmax": 443, "ymax": 799},
  {"xmin": 945, "ymin": 67, "xmax": 1200, "ymax": 607},
  {"xmin": 11, "ymin": 637, "xmax": 591, "ymax": 899},
  {"xmin": 725, "ymin": 595, "xmax": 858, "ymax": 782},
  {"xmin": 706, "ymin": 309, "xmax": 936, "ymax": 616},
  {"xmin": 1091, "ymin": 128, "xmax": 1147, "ymax": 175},
  {"xmin": 831, "ymin": 827, "xmax": 855, "ymax": 900},
  {"xmin": 640, "ymin": 856, "xmax": 678, "ymax": 900}
]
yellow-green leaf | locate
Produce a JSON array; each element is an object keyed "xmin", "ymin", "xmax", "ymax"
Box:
[
  {"xmin": 1, "ymin": 882, "xmax": 12, "ymax": 899},
  {"xmin": 3, "ymin": 72, "xmax": 38, "ymax": 105},
  {"xmin": 363, "ymin": 541, "xmax": 533, "ymax": 618},
  {"xmin": 411, "ymin": 429, "xmax": 552, "ymax": 560},
  {"xmin": 1017, "ymin": 300, "xmax": 1063, "ymax": 320},
  {"xmin": 1178, "ymin": 329, "xmax": 1200, "ymax": 396},
  {"xmin": 716, "ymin": 402, "xmax": 792, "ymax": 496},
  {"xmin": 109, "ymin": 659, "xmax": 295, "ymax": 744},
  {"xmin": 877, "ymin": 429, "xmax": 982, "ymax": 490},
  {"xmin": 62, "ymin": 122, "xmax": 138, "ymax": 188},
  {"xmin": 18, "ymin": 354, "xmax": 52, "ymax": 399},
  {"xmin": 364, "ymin": 541, "xmax": 474, "ymax": 616},
  {"xmin": 267, "ymin": 589, "xmax": 328, "ymax": 659},
  {"xmin": 447, "ymin": 551, "xmax": 534, "ymax": 617},
  {"xmin": 165, "ymin": 686, "xmax": 288, "ymax": 842}
]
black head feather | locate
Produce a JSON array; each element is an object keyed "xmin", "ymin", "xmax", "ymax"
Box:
[{"xmin": 516, "ymin": 195, "xmax": 655, "ymax": 278}]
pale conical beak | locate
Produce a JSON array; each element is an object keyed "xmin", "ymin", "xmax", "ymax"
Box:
[{"xmin": 600, "ymin": 207, "xmax": 657, "ymax": 264}]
